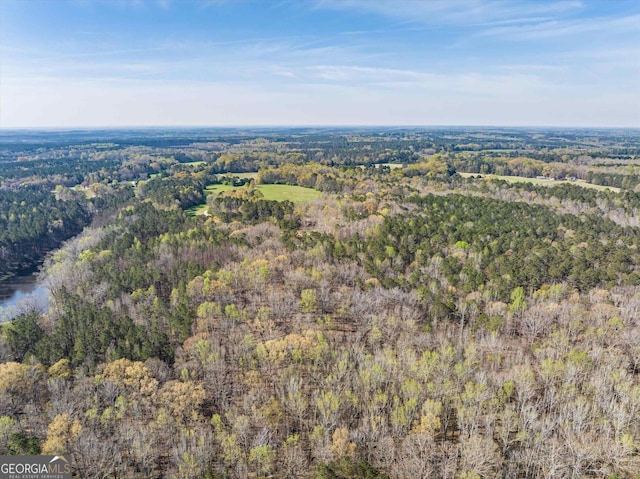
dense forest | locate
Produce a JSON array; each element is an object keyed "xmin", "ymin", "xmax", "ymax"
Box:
[{"xmin": 1, "ymin": 127, "xmax": 640, "ymax": 478}]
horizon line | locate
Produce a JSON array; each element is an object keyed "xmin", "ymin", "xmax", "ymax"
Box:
[{"xmin": 2, "ymin": 124, "xmax": 639, "ymax": 131}]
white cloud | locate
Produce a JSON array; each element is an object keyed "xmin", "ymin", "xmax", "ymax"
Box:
[
  {"xmin": 314, "ymin": 0, "xmax": 584, "ymax": 26},
  {"xmin": 2, "ymin": 74, "xmax": 637, "ymax": 128},
  {"xmin": 281, "ymin": 65, "xmax": 554, "ymax": 98},
  {"xmin": 479, "ymin": 13, "xmax": 640, "ymax": 40}
]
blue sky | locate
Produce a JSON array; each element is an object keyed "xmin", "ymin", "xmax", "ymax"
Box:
[{"xmin": 1, "ymin": 0, "xmax": 638, "ymax": 127}]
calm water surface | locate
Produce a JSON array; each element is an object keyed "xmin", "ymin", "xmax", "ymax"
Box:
[{"xmin": 0, "ymin": 272, "xmax": 49, "ymax": 322}]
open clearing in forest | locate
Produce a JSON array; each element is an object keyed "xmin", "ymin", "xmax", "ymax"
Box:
[
  {"xmin": 186, "ymin": 183, "xmax": 321, "ymax": 216},
  {"xmin": 257, "ymin": 184, "xmax": 322, "ymax": 202},
  {"xmin": 357, "ymin": 163, "xmax": 404, "ymax": 170},
  {"xmin": 186, "ymin": 204, "xmax": 209, "ymax": 216},
  {"xmin": 233, "ymin": 172, "xmax": 259, "ymax": 179},
  {"xmin": 458, "ymin": 172, "xmax": 621, "ymax": 193},
  {"xmin": 375, "ymin": 163, "xmax": 404, "ymax": 169}
]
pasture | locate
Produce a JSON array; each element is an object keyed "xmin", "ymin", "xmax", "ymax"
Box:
[
  {"xmin": 186, "ymin": 183, "xmax": 321, "ymax": 216},
  {"xmin": 458, "ymin": 172, "xmax": 621, "ymax": 193}
]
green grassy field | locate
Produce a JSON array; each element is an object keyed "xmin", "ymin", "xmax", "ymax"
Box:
[
  {"xmin": 204, "ymin": 184, "xmax": 237, "ymax": 194},
  {"xmin": 186, "ymin": 204, "xmax": 209, "ymax": 216},
  {"xmin": 458, "ymin": 172, "xmax": 621, "ymax": 193},
  {"xmin": 186, "ymin": 184, "xmax": 235, "ymax": 216},
  {"xmin": 257, "ymin": 184, "xmax": 321, "ymax": 202},
  {"xmin": 186, "ymin": 183, "xmax": 321, "ymax": 216},
  {"xmin": 233, "ymin": 172, "xmax": 259, "ymax": 179}
]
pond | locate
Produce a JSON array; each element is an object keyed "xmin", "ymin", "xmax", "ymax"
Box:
[{"xmin": 0, "ymin": 270, "xmax": 49, "ymax": 322}]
